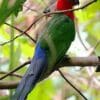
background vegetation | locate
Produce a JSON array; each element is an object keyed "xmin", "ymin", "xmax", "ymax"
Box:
[{"xmin": 0, "ymin": 0, "xmax": 100, "ymax": 100}]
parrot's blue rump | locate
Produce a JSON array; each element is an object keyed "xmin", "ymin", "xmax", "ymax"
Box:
[{"xmin": 12, "ymin": 43, "xmax": 47, "ymax": 100}]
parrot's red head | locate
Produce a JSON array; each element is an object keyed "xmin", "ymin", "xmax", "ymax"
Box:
[{"xmin": 56, "ymin": 0, "xmax": 79, "ymax": 20}]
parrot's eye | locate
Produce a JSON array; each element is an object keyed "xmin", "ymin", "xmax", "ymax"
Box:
[
  {"xmin": 74, "ymin": 0, "xmax": 79, "ymax": 5},
  {"xmin": 68, "ymin": 0, "xmax": 79, "ymax": 5}
]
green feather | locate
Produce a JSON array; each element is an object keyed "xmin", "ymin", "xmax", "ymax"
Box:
[{"xmin": 38, "ymin": 14, "xmax": 75, "ymax": 78}]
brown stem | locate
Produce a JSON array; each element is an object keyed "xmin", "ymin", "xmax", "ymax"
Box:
[
  {"xmin": 0, "ymin": 71, "xmax": 22, "ymax": 78},
  {"xmin": 58, "ymin": 69, "xmax": 88, "ymax": 100},
  {"xmin": 0, "ymin": 81, "xmax": 19, "ymax": 89},
  {"xmin": 0, "ymin": 61, "xmax": 30, "ymax": 80}
]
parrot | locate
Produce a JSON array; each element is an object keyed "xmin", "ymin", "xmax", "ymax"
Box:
[{"xmin": 12, "ymin": 0, "xmax": 79, "ymax": 100}]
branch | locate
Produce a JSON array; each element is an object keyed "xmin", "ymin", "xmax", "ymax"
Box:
[
  {"xmin": 45, "ymin": 0, "xmax": 96, "ymax": 15},
  {"xmin": 57, "ymin": 56, "xmax": 100, "ymax": 68},
  {"xmin": 0, "ymin": 34, "xmax": 23, "ymax": 46},
  {"xmin": 0, "ymin": 23, "xmax": 36, "ymax": 46},
  {"xmin": 58, "ymin": 69, "xmax": 88, "ymax": 100},
  {"xmin": 94, "ymin": 40, "xmax": 100, "ymax": 50},
  {"xmin": 0, "ymin": 56, "xmax": 99, "ymax": 81},
  {"xmin": 0, "ymin": 61, "xmax": 30, "ymax": 80},
  {"xmin": 23, "ymin": 5, "xmax": 41, "ymax": 14},
  {"xmin": 0, "ymin": 56, "xmax": 100, "ymax": 89},
  {"xmin": 0, "ymin": 81, "xmax": 19, "ymax": 89},
  {"xmin": 0, "ymin": 71, "xmax": 22, "ymax": 78},
  {"xmin": 5, "ymin": 22, "xmax": 36, "ymax": 43},
  {"xmin": 75, "ymin": 19, "xmax": 88, "ymax": 50}
]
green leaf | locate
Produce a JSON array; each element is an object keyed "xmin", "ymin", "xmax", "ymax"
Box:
[
  {"xmin": 0, "ymin": 0, "xmax": 26, "ymax": 25},
  {"xmin": 27, "ymin": 79, "xmax": 55, "ymax": 100},
  {"xmin": 75, "ymin": 0, "xmax": 100, "ymax": 22}
]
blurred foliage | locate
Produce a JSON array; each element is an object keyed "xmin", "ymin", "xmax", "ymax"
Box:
[
  {"xmin": 0, "ymin": 0, "xmax": 27, "ymax": 25},
  {"xmin": 0, "ymin": 0, "xmax": 100, "ymax": 100},
  {"xmin": 75, "ymin": 0, "xmax": 100, "ymax": 22},
  {"xmin": 27, "ymin": 79, "xmax": 55, "ymax": 100},
  {"xmin": 75, "ymin": 0, "xmax": 100, "ymax": 55}
]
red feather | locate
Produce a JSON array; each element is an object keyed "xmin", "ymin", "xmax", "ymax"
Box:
[{"xmin": 56, "ymin": 0, "xmax": 74, "ymax": 20}]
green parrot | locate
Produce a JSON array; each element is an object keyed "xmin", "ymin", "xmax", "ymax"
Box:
[{"xmin": 12, "ymin": 0, "xmax": 79, "ymax": 100}]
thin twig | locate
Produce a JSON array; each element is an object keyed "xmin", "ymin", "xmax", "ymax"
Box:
[
  {"xmin": 5, "ymin": 22, "xmax": 36, "ymax": 43},
  {"xmin": 0, "ymin": 22, "xmax": 36, "ymax": 46},
  {"xmin": 94, "ymin": 40, "xmax": 100, "ymax": 50},
  {"xmin": 24, "ymin": 0, "xmax": 96, "ymax": 32},
  {"xmin": 0, "ymin": 71, "xmax": 22, "ymax": 78},
  {"xmin": 0, "ymin": 61, "xmax": 31, "ymax": 80},
  {"xmin": 46, "ymin": 0, "xmax": 96, "ymax": 15},
  {"xmin": 58, "ymin": 69, "xmax": 88, "ymax": 100},
  {"xmin": 77, "ymin": 32, "xmax": 88, "ymax": 50},
  {"xmin": 0, "ymin": 34, "xmax": 23, "ymax": 46},
  {"xmin": 23, "ymin": 5, "xmax": 41, "ymax": 13},
  {"xmin": 24, "ymin": 15, "xmax": 45, "ymax": 32},
  {"xmin": 75, "ymin": 19, "xmax": 88, "ymax": 50},
  {"xmin": 87, "ymin": 40, "xmax": 100, "ymax": 56}
]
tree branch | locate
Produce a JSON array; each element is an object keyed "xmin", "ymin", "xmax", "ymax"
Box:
[
  {"xmin": 0, "ymin": 22, "xmax": 36, "ymax": 46},
  {"xmin": 57, "ymin": 56, "xmax": 100, "ymax": 68},
  {"xmin": 0, "ymin": 56, "xmax": 99, "ymax": 80},
  {"xmin": 58, "ymin": 69, "xmax": 88, "ymax": 100},
  {"xmin": 0, "ymin": 61, "xmax": 30, "ymax": 80},
  {"xmin": 0, "ymin": 56, "xmax": 100, "ymax": 89},
  {"xmin": 0, "ymin": 81, "xmax": 19, "ymax": 89},
  {"xmin": 0, "ymin": 71, "xmax": 22, "ymax": 78}
]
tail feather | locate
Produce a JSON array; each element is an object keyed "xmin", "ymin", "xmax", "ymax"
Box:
[{"xmin": 12, "ymin": 44, "xmax": 47, "ymax": 100}]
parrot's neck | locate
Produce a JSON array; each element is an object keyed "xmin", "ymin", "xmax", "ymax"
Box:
[{"xmin": 56, "ymin": 0, "xmax": 74, "ymax": 20}]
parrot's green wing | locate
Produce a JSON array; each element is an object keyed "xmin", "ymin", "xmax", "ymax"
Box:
[{"xmin": 38, "ymin": 14, "xmax": 75, "ymax": 77}]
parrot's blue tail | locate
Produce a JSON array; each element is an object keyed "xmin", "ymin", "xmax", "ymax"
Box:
[{"xmin": 12, "ymin": 43, "xmax": 47, "ymax": 100}]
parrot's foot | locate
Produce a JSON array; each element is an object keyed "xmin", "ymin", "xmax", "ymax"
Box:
[
  {"xmin": 95, "ymin": 66, "xmax": 100, "ymax": 72},
  {"xmin": 55, "ymin": 55, "xmax": 70, "ymax": 70},
  {"xmin": 95, "ymin": 57, "xmax": 100, "ymax": 72}
]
